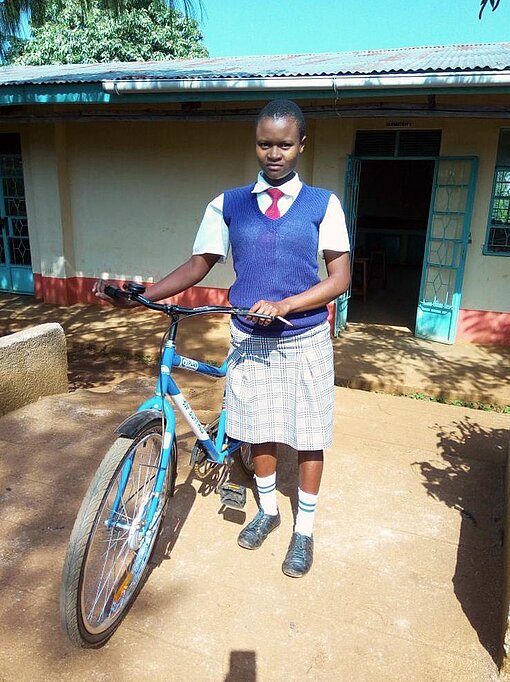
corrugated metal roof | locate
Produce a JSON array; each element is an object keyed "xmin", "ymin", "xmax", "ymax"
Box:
[{"xmin": 0, "ymin": 42, "xmax": 509, "ymax": 86}]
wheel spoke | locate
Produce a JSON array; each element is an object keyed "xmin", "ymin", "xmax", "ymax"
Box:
[
  {"xmin": 88, "ymin": 537, "xmax": 131, "ymax": 623},
  {"xmin": 77, "ymin": 430, "xmax": 169, "ymax": 637}
]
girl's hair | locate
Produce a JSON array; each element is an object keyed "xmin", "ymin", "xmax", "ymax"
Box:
[{"xmin": 257, "ymin": 100, "xmax": 306, "ymax": 139}]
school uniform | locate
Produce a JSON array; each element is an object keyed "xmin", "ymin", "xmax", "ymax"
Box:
[{"xmin": 193, "ymin": 172, "xmax": 350, "ymax": 451}]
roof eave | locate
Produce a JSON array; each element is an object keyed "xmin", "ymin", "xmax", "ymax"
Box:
[
  {"xmin": 103, "ymin": 71, "xmax": 510, "ymax": 95},
  {"xmin": 2, "ymin": 70, "xmax": 510, "ymax": 106}
]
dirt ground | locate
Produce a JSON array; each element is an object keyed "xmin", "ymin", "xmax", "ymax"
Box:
[
  {"xmin": 1, "ymin": 293, "xmax": 510, "ymax": 680},
  {"xmin": 1, "ymin": 378, "xmax": 507, "ymax": 681},
  {"xmin": 66, "ymin": 346, "xmax": 158, "ymax": 391}
]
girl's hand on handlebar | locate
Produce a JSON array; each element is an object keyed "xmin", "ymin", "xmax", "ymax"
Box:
[
  {"xmin": 247, "ymin": 299, "xmax": 291, "ymax": 326},
  {"xmin": 92, "ymin": 279, "xmax": 137, "ymax": 308}
]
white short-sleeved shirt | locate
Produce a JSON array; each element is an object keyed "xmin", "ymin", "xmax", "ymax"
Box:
[{"xmin": 192, "ymin": 172, "xmax": 350, "ymax": 263}]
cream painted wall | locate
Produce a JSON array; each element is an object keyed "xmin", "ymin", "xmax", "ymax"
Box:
[
  {"xmin": 62, "ymin": 118, "xmax": 314, "ymax": 290},
  {"xmin": 7, "ymin": 111, "xmax": 509, "ymax": 314},
  {"xmin": 67, "ymin": 120, "xmax": 253, "ymax": 289},
  {"xmin": 440, "ymin": 119, "xmax": 509, "ymax": 313},
  {"xmin": 22, "ymin": 123, "xmax": 71, "ymax": 279},
  {"xmin": 312, "ymin": 116, "xmax": 510, "ymax": 314}
]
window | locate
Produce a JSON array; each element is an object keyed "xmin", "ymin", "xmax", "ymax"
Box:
[{"xmin": 485, "ymin": 130, "xmax": 510, "ymax": 255}]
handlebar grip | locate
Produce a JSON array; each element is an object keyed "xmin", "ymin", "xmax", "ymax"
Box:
[{"xmin": 104, "ymin": 285, "xmax": 123, "ymax": 299}]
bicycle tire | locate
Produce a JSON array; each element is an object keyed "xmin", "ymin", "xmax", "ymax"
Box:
[{"xmin": 60, "ymin": 421, "xmax": 177, "ymax": 648}]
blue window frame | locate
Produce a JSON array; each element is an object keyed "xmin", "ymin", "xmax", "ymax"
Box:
[{"xmin": 484, "ymin": 130, "xmax": 510, "ymax": 256}]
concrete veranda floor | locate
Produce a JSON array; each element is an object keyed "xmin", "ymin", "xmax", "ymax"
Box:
[
  {"xmin": 0, "ymin": 292, "xmax": 509, "ymax": 680},
  {"xmin": 1, "ymin": 293, "xmax": 509, "ymax": 407}
]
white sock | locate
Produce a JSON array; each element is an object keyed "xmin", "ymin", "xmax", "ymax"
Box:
[
  {"xmin": 294, "ymin": 488, "xmax": 318, "ymax": 537},
  {"xmin": 255, "ymin": 473, "xmax": 278, "ymax": 516}
]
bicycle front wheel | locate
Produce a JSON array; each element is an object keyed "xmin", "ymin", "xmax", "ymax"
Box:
[{"xmin": 60, "ymin": 422, "xmax": 176, "ymax": 648}]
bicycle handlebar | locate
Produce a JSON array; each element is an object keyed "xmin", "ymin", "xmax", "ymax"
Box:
[{"xmin": 104, "ymin": 285, "xmax": 292, "ymax": 325}]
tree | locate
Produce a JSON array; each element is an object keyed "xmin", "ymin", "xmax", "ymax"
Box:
[
  {"xmin": 4, "ymin": 0, "xmax": 207, "ymax": 65},
  {"xmin": 0, "ymin": 0, "xmax": 202, "ymax": 60}
]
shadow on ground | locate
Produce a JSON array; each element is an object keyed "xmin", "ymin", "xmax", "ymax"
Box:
[
  {"xmin": 2, "ymin": 292, "xmax": 509, "ymax": 407},
  {"xmin": 333, "ymin": 323, "xmax": 510, "ymax": 407},
  {"xmin": 413, "ymin": 417, "xmax": 507, "ymax": 666},
  {"xmin": 224, "ymin": 650, "xmax": 257, "ymax": 681},
  {"xmin": 0, "ymin": 307, "xmax": 232, "ymax": 676},
  {"xmin": 0, "ymin": 293, "xmax": 232, "ymax": 385},
  {"xmin": 1, "ymin": 292, "xmax": 509, "ymax": 678},
  {"xmin": 150, "ymin": 440, "xmax": 255, "ymax": 567}
]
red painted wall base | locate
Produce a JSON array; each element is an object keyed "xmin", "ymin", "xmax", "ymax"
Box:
[
  {"xmin": 33, "ymin": 273, "xmax": 336, "ymax": 332},
  {"xmin": 457, "ymin": 309, "xmax": 510, "ymax": 346},
  {"xmin": 33, "ymin": 274, "xmax": 229, "ymax": 307},
  {"xmin": 35, "ymin": 275, "xmax": 510, "ymax": 345}
]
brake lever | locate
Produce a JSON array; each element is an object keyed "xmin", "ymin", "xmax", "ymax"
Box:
[
  {"xmin": 274, "ymin": 316, "xmax": 293, "ymax": 327},
  {"xmin": 237, "ymin": 309, "xmax": 293, "ymax": 327}
]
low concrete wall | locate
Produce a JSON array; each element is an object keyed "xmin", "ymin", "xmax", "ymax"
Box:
[{"xmin": 0, "ymin": 323, "xmax": 68, "ymax": 416}]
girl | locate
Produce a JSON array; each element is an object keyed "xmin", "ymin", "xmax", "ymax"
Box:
[{"xmin": 94, "ymin": 100, "xmax": 350, "ymax": 577}]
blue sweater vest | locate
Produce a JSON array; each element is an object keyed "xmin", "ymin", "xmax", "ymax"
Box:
[{"xmin": 223, "ymin": 182, "xmax": 332, "ymax": 336}]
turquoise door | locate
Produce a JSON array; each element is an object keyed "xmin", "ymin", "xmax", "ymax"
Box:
[
  {"xmin": 334, "ymin": 156, "xmax": 361, "ymax": 335},
  {"xmin": 0, "ymin": 155, "xmax": 34, "ymax": 294},
  {"xmin": 415, "ymin": 157, "xmax": 478, "ymax": 344}
]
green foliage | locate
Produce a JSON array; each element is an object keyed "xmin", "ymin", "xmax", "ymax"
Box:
[
  {"xmin": 4, "ymin": 0, "xmax": 207, "ymax": 65},
  {"xmin": 407, "ymin": 391, "xmax": 508, "ymax": 413},
  {"xmin": 0, "ymin": 1, "xmax": 202, "ymax": 59}
]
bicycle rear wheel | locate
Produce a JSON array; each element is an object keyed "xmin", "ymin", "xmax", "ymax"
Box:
[{"xmin": 60, "ymin": 421, "xmax": 177, "ymax": 648}]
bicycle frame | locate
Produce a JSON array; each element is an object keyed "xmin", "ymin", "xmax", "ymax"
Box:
[
  {"xmin": 109, "ymin": 332, "xmax": 243, "ymax": 535},
  {"xmin": 99, "ymin": 284, "xmax": 275, "ymax": 538},
  {"xmin": 60, "ymin": 286, "xmax": 279, "ymax": 647},
  {"xmin": 141, "ymin": 337, "xmax": 243, "ymax": 458}
]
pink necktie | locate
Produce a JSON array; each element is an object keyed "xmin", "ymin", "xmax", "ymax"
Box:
[{"xmin": 265, "ymin": 188, "xmax": 284, "ymax": 220}]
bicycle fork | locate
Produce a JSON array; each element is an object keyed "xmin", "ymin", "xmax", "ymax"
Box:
[{"xmin": 106, "ymin": 400, "xmax": 176, "ymax": 539}]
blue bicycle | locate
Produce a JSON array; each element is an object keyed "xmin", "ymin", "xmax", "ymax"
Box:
[{"xmin": 60, "ymin": 282, "xmax": 272, "ymax": 648}]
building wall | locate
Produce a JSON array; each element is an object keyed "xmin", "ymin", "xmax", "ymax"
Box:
[
  {"xmin": 440, "ymin": 119, "xmax": 508, "ymax": 312},
  {"xmin": 7, "ymin": 109, "xmax": 510, "ymax": 343},
  {"xmin": 314, "ymin": 116, "xmax": 509, "ymax": 310},
  {"xmin": 440, "ymin": 119, "xmax": 510, "ymax": 343},
  {"xmin": 23, "ymin": 118, "xmax": 316, "ymax": 304},
  {"xmin": 312, "ymin": 115, "xmax": 510, "ymax": 344}
]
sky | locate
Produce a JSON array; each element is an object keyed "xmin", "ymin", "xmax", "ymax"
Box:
[{"xmin": 197, "ymin": 0, "xmax": 510, "ymax": 57}]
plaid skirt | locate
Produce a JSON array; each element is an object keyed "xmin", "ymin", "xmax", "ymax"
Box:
[{"xmin": 225, "ymin": 320, "xmax": 334, "ymax": 450}]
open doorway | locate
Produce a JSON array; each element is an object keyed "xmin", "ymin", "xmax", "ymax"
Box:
[{"xmin": 348, "ymin": 159, "xmax": 435, "ymax": 329}]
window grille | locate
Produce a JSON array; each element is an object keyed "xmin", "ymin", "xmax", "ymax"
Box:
[
  {"xmin": 355, "ymin": 131, "xmax": 396, "ymax": 156},
  {"xmin": 485, "ymin": 131, "xmax": 510, "ymax": 255},
  {"xmin": 486, "ymin": 168, "xmax": 510, "ymax": 254}
]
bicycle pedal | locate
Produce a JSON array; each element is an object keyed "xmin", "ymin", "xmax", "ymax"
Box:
[{"xmin": 219, "ymin": 482, "xmax": 246, "ymax": 510}]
